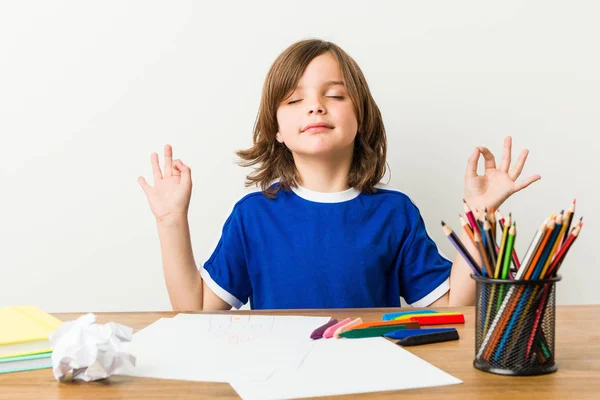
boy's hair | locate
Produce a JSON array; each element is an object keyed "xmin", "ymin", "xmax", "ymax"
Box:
[{"xmin": 236, "ymin": 39, "xmax": 387, "ymax": 198}]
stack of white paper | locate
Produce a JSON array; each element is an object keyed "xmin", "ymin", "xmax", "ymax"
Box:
[{"xmin": 122, "ymin": 314, "xmax": 462, "ymax": 399}]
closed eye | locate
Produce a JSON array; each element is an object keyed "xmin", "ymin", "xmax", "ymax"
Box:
[{"xmin": 288, "ymin": 96, "xmax": 343, "ymax": 105}]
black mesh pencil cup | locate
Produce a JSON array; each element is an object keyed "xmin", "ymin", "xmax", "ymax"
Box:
[{"xmin": 472, "ymin": 274, "xmax": 561, "ymax": 376}]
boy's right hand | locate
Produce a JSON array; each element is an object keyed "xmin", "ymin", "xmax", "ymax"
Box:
[{"xmin": 138, "ymin": 144, "xmax": 192, "ymax": 223}]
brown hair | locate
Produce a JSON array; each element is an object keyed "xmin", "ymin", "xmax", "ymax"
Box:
[{"xmin": 236, "ymin": 38, "xmax": 387, "ymax": 198}]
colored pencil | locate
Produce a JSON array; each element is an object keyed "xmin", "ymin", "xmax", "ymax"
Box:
[
  {"xmin": 441, "ymin": 221, "xmax": 481, "ymax": 275},
  {"xmin": 524, "ymin": 219, "xmax": 583, "ymax": 363},
  {"xmin": 561, "ymin": 199, "xmax": 576, "ymax": 247},
  {"xmin": 530, "ymin": 215, "xmax": 563, "ymax": 280},
  {"xmin": 496, "ymin": 223, "xmax": 516, "ymax": 308},
  {"xmin": 477, "ymin": 220, "xmax": 540, "ymax": 359},
  {"xmin": 497, "ymin": 210, "xmax": 521, "ymax": 271},
  {"xmin": 547, "ymin": 221, "xmax": 582, "ymax": 277},
  {"xmin": 495, "ymin": 284, "xmax": 545, "ymax": 361},
  {"xmin": 501, "ymin": 217, "xmax": 564, "ymax": 361},
  {"xmin": 553, "ymin": 210, "xmax": 567, "ymax": 252},
  {"xmin": 525, "ymin": 285, "xmax": 550, "ymax": 359},
  {"xmin": 500, "ymin": 217, "xmax": 562, "ymax": 360},
  {"xmin": 501, "ymin": 223, "xmax": 516, "ymax": 280},
  {"xmin": 524, "ymin": 217, "xmax": 555, "ymax": 280},
  {"xmin": 475, "ymin": 209, "xmax": 485, "ymax": 233},
  {"xmin": 478, "ymin": 272, "xmax": 519, "ymax": 357},
  {"xmin": 519, "ymin": 218, "xmax": 548, "ymax": 279},
  {"xmin": 459, "ymin": 214, "xmax": 476, "ymax": 248},
  {"xmin": 463, "ymin": 199, "xmax": 480, "ymax": 234},
  {"xmin": 470, "ymin": 199, "xmax": 583, "ymax": 367},
  {"xmin": 475, "ymin": 229, "xmax": 494, "ymax": 277},
  {"xmin": 538, "ymin": 213, "xmax": 564, "ymax": 279},
  {"xmin": 481, "ymin": 209, "xmax": 488, "ymax": 247},
  {"xmin": 483, "ymin": 219, "xmax": 498, "ymax": 268},
  {"xmin": 494, "ymin": 214, "xmax": 510, "ymax": 279},
  {"xmin": 489, "ymin": 207, "xmax": 497, "ymax": 241}
]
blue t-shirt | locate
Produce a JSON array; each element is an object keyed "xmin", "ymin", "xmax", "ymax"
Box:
[{"xmin": 200, "ymin": 183, "xmax": 451, "ymax": 309}]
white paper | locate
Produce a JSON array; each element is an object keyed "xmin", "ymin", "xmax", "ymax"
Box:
[
  {"xmin": 122, "ymin": 314, "xmax": 330, "ymax": 383},
  {"xmin": 230, "ymin": 337, "xmax": 462, "ymax": 400},
  {"xmin": 49, "ymin": 313, "xmax": 136, "ymax": 382}
]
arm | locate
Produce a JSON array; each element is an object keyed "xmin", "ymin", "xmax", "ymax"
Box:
[
  {"xmin": 138, "ymin": 144, "xmax": 232, "ymax": 312},
  {"xmin": 157, "ymin": 215, "xmax": 231, "ymax": 311},
  {"xmin": 432, "ymin": 136, "xmax": 541, "ymax": 307},
  {"xmin": 430, "ymin": 230, "xmax": 478, "ymax": 307}
]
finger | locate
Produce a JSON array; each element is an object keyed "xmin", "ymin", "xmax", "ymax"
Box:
[
  {"xmin": 137, "ymin": 176, "xmax": 152, "ymax": 194},
  {"xmin": 178, "ymin": 160, "xmax": 192, "ymax": 186},
  {"xmin": 499, "ymin": 136, "xmax": 512, "ymax": 173},
  {"xmin": 514, "ymin": 174, "xmax": 542, "ymax": 193},
  {"xmin": 508, "ymin": 149, "xmax": 529, "ymax": 181},
  {"xmin": 465, "ymin": 147, "xmax": 480, "ymax": 179},
  {"xmin": 151, "ymin": 152, "xmax": 163, "ymax": 183},
  {"xmin": 164, "ymin": 144, "xmax": 173, "ymax": 178},
  {"xmin": 477, "ymin": 147, "xmax": 497, "ymax": 170},
  {"xmin": 172, "ymin": 159, "xmax": 182, "ymax": 176}
]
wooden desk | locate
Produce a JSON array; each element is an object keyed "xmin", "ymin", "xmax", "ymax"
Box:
[{"xmin": 1, "ymin": 306, "xmax": 599, "ymax": 399}]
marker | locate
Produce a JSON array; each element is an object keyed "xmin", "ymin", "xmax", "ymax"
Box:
[
  {"xmin": 333, "ymin": 318, "xmax": 363, "ymax": 338},
  {"xmin": 382, "ymin": 310, "xmax": 437, "ymax": 321},
  {"xmin": 339, "ymin": 323, "xmax": 419, "ymax": 339},
  {"xmin": 322, "ymin": 318, "xmax": 352, "ymax": 339},
  {"xmin": 391, "ymin": 312, "xmax": 461, "ymax": 321},
  {"xmin": 407, "ymin": 314, "xmax": 465, "ymax": 325},
  {"xmin": 310, "ymin": 318, "xmax": 338, "ymax": 339},
  {"xmin": 385, "ymin": 327, "xmax": 457, "ymax": 340},
  {"xmin": 395, "ymin": 330, "xmax": 460, "ymax": 346},
  {"xmin": 353, "ymin": 320, "xmax": 420, "ymax": 330}
]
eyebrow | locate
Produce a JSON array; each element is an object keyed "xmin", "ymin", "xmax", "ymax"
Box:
[{"xmin": 296, "ymin": 80, "xmax": 345, "ymax": 89}]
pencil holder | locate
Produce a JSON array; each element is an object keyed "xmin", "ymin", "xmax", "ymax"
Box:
[{"xmin": 471, "ymin": 274, "xmax": 561, "ymax": 376}]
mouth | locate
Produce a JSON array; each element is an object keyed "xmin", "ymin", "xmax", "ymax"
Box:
[{"xmin": 302, "ymin": 123, "xmax": 333, "ymax": 133}]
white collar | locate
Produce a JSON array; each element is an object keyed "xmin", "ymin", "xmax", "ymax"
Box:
[{"xmin": 291, "ymin": 185, "xmax": 361, "ymax": 203}]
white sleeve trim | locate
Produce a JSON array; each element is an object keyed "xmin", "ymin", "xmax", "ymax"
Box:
[
  {"xmin": 199, "ymin": 267, "xmax": 244, "ymax": 309},
  {"xmin": 409, "ymin": 278, "xmax": 450, "ymax": 307}
]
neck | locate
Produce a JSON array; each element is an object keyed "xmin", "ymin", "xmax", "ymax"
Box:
[{"xmin": 292, "ymin": 148, "xmax": 353, "ymax": 193}]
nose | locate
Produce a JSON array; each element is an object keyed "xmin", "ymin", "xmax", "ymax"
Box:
[{"xmin": 307, "ymin": 98, "xmax": 326, "ymax": 115}]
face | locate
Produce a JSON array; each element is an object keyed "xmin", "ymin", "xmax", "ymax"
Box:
[{"xmin": 276, "ymin": 52, "xmax": 358, "ymax": 159}]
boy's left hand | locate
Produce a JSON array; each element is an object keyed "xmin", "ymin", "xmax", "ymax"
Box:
[{"xmin": 464, "ymin": 136, "xmax": 541, "ymax": 211}]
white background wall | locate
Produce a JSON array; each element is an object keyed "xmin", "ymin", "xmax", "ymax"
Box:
[{"xmin": 1, "ymin": 0, "xmax": 598, "ymax": 312}]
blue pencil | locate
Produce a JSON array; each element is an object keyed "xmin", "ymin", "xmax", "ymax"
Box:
[{"xmin": 530, "ymin": 218, "xmax": 562, "ymax": 280}]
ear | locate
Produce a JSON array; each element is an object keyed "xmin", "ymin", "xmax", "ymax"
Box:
[{"xmin": 276, "ymin": 132, "xmax": 284, "ymax": 143}]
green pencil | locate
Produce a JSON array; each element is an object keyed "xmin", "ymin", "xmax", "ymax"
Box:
[
  {"xmin": 497, "ymin": 222, "xmax": 516, "ymax": 309},
  {"xmin": 494, "ymin": 216, "xmax": 510, "ymax": 279},
  {"xmin": 501, "ymin": 223, "xmax": 516, "ymax": 280}
]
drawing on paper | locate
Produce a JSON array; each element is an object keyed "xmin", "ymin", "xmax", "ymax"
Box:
[{"xmin": 208, "ymin": 315, "xmax": 274, "ymax": 345}]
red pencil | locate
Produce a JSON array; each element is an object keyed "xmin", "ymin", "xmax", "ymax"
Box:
[
  {"xmin": 463, "ymin": 199, "xmax": 480, "ymax": 235},
  {"xmin": 525, "ymin": 285, "xmax": 550, "ymax": 359},
  {"xmin": 546, "ymin": 220, "xmax": 583, "ymax": 277}
]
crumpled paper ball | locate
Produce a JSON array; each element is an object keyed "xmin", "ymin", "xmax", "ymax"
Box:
[{"xmin": 49, "ymin": 313, "xmax": 136, "ymax": 381}]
